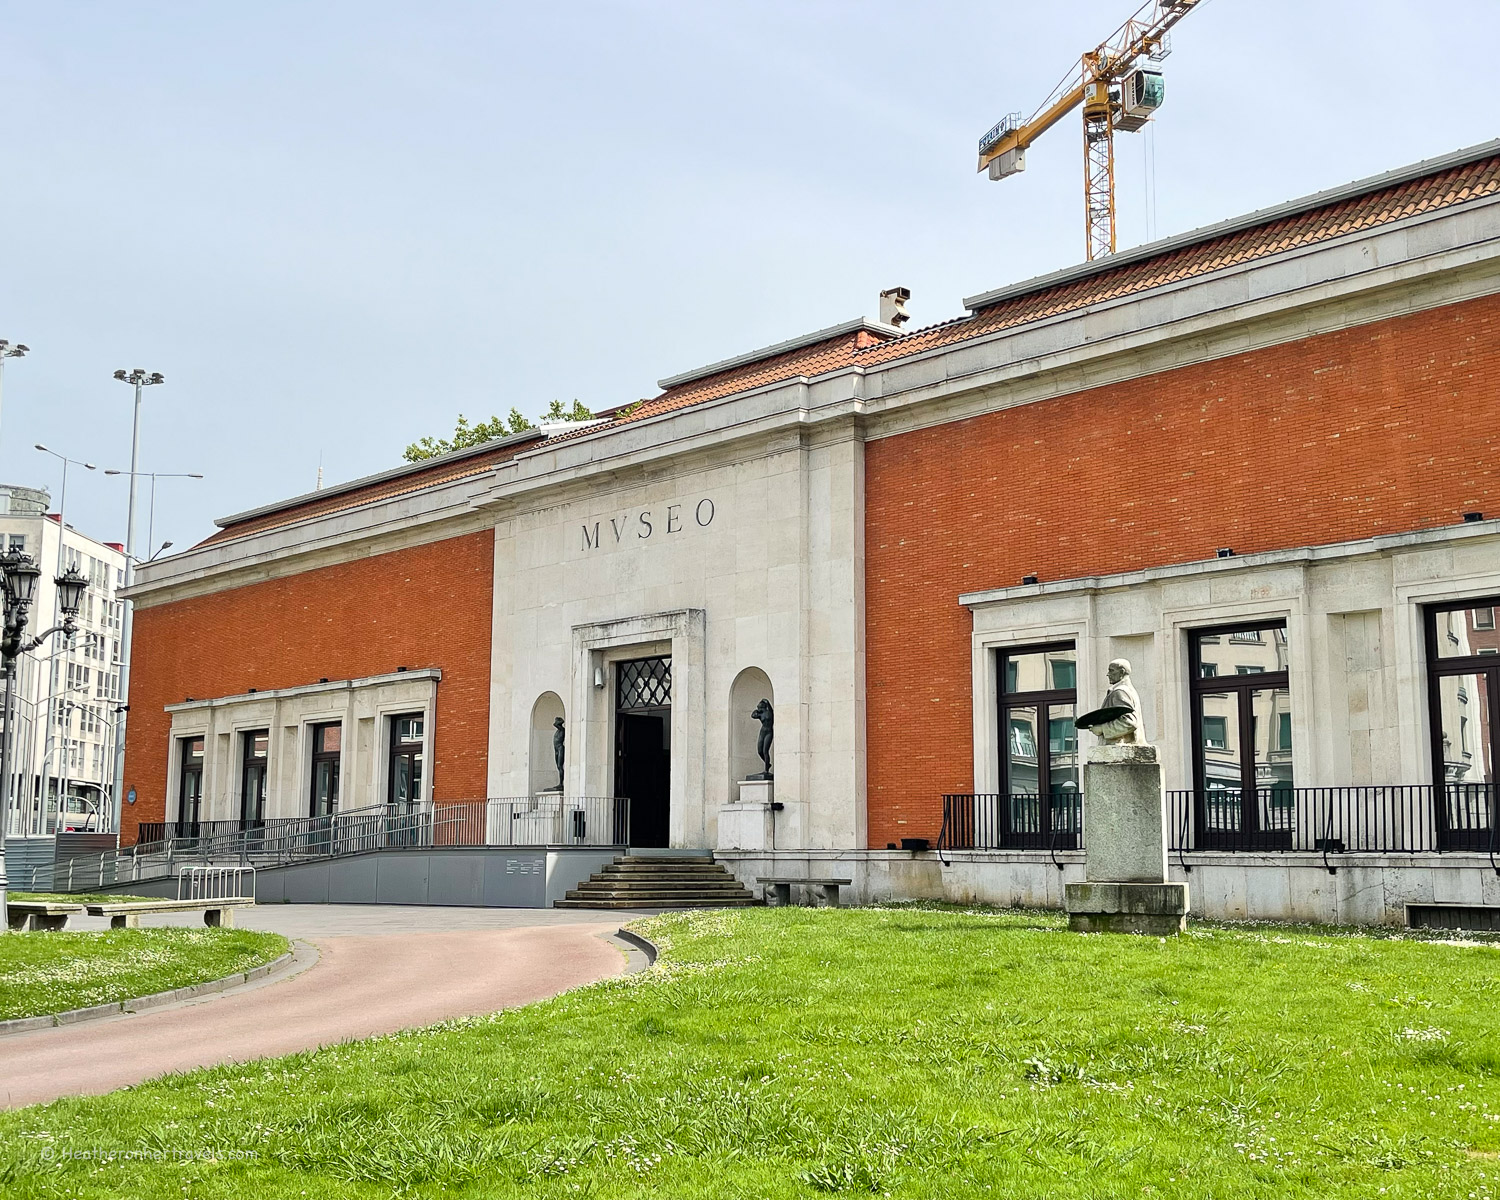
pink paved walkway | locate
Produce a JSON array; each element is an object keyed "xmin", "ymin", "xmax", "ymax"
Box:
[{"xmin": 0, "ymin": 920, "xmax": 629, "ymax": 1109}]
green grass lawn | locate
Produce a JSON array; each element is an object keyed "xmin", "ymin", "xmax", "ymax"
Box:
[
  {"xmin": 2, "ymin": 907, "xmax": 1498, "ymax": 1199},
  {"xmin": 10, "ymin": 891, "xmax": 161, "ymax": 905},
  {"xmin": 0, "ymin": 926, "xmax": 289, "ymax": 1021}
]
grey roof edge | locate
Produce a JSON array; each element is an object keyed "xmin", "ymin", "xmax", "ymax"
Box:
[
  {"xmin": 165, "ymin": 667, "xmax": 442, "ymax": 712},
  {"xmin": 958, "ymin": 518, "xmax": 1500, "ymax": 608},
  {"xmin": 962, "ymin": 137, "xmax": 1500, "ymax": 312},
  {"xmin": 656, "ymin": 318, "xmax": 903, "ymax": 390},
  {"xmin": 212, "ymin": 428, "xmax": 548, "ymax": 528}
]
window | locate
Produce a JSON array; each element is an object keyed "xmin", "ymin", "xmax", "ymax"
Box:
[
  {"xmin": 1190, "ymin": 622, "xmax": 1293, "ymax": 849},
  {"xmin": 309, "ymin": 723, "xmax": 341, "ymax": 818},
  {"xmin": 388, "ymin": 713, "xmax": 425, "ymax": 807},
  {"xmin": 1424, "ymin": 597, "xmax": 1499, "ymax": 851},
  {"xmin": 178, "ymin": 736, "xmax": 205, "ymax": 832},
  {"xmin": 994, "ymin": 643, "xmax": 1079, "ymax": 849},
  {"xmin": 7, "ymin": 534, "xmax": 24, "ymax": 553},
  {"xmin": 241, "ymin": 730, "xmax": 269, "ymax": 826}
]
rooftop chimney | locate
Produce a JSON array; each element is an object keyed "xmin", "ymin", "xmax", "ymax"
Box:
[{"xmin": 879, "ymin": 286, "xmax": 911, "ymax": 328}]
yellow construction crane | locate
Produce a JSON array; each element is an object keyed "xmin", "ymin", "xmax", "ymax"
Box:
[{"xmin": 977, "ymin": 0, "xmax": 1207, "ymax": 261}]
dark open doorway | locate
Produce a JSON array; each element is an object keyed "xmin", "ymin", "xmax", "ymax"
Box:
[{"xmin": 615, "ymin": 656, "xmax": 672, "ymax": 848}]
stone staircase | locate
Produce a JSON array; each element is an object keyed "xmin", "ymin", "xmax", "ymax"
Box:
[{"xmin": 553, "ymin": 854, "xmax": 757, "ymax": 909}]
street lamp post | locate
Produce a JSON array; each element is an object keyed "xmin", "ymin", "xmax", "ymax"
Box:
[
  {"xmin": 0, "ymin": 554, "xmax": 88, "ymax": 930},
  {"xmin": 102, "ymin": 470, "xmax": 203, "ymax": 564},
  {"xmin": 108, "ymin": 369, "xmax": 164, "ymax": 839},
  {"xmin": 0, "ymin": 339, "xmax": 30, "ymax": 450}
]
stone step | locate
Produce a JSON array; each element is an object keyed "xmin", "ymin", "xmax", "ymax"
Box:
[
  {"xmin": 573, "ymin": 876, "xmax": 749, "ymax": 889},
  {"xmin": 553, "ymin": 897, "xmax": 756, "ymax": 910},
  {"xmin": 588, "ymin": 871, "xmax": 739, "ymax": 884},
  {"xmin": 615, "ymin": 856, "xmax": 716, "ymax": 865},
  {"xmin": 566, "ymin": 890, "xmax": 754, "ymax": 903}
]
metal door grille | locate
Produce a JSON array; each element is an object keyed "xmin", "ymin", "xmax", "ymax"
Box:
[{"xmin": 617, "ymin": 657, "xmax": 671, "ymax": 711}]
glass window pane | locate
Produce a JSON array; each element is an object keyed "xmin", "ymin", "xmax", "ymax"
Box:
[
  {"xmin": 1251, "ymin": 686, "xmax": 1295, "ymax": 794},
  {"xmin": 1437, "ymin": 671, "xmax": 1493, "ymax": 787},
  {"xmin": 395, "ymin": 714, "xmax": 423, "ymax": 744},
  {"xmin": 1436, "ymin": 606, "xmax": 1500, "ymax": 658},
  {"xmin": 1198, "ymin": 625, "xmax": 1288, "ymax": 677},
  {"xmin": 1006, "ymin": 706, "xmax": 1040, "ymax": 794},
  {"xmin": 316, "ymin": 724, "xmax": 342, "ymax": 754},
  {"xmin": 1199, "ymin": 695, "xmax": 1240, "ymax": 792},
  {"xmin": 1004, "ymin": 648, "xmax": 1076, "ymax": 694},
  {"xmin": 1047, "ymin": 703, "xmax": 1079, "ymax": 795}
]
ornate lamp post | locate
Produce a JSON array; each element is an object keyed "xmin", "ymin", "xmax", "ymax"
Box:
[{"xmin": 0, "ymin": 555, "xmax": 88, "ymax": 929}]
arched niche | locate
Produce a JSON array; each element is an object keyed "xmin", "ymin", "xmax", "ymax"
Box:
[
  {"xmin": 728, "ymin": 667, "xmax": 774, "ymax": 794},
  {"xmin": 529, "ymin": 692, "xmax": 566, "ymax": 795}
]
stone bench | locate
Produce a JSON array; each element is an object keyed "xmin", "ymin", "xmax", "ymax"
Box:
[
  {"xmin": 85, "ymin": 897, "xmax": 255, "ymax": 930},
  {"xmin": 6, "ymin": 901, "xmax": 86, "ymax": 932},
  {"xmin": 756, "ymin": 877, "xmax": 853, "ymax": 908}
]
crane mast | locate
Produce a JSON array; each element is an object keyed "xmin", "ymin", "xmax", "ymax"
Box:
[{"xmin": 977, "ymin": 0, "xmax": 1206, "ymax": 261}]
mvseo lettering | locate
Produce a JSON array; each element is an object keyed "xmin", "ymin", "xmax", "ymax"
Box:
[{"xmin": 581, "ymin": 497, "xmax": 715, "ymax": 551}]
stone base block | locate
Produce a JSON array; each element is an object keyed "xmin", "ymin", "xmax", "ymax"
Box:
[{"xmin": 1065, "ymin": 881, "xmax": 1189, "ymax": 935}]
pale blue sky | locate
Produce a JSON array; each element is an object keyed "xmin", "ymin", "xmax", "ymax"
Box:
[{"xmin": 1, "ymin": 0, "xmax": 1493, "ymax": 553}]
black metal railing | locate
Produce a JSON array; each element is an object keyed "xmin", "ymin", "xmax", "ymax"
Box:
[
  {"xmin": 937, "ymin": 785, "xmax": 1498, "ymax": 877},
  {"xmin": 1167, "ymin": 784, "xmax": 1498, "ymax": 873},
  {"xmin": 938, "ymin": 792, "xmax": 1085, "ymax": 869}
]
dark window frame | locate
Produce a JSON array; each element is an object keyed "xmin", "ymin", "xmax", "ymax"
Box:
[
  {"xmin": 994, "ymin": 641, "xmax": 1079, "ymax": 849},
  {"xmin": 388, "ymin": 712, "xmax": 425, "ymax": 808},
  {"xmin": 240, "ymin": 729, "xmax": 269, "ymax": 827},
  {"xmin": 1189, "ymin": 619, "xmax": 1292, "ymax": 849},
  {"xmin": 178, "ymin": 736, "xmax": 205, "ymax": 833},
  {"xmin": 1423, "ymin": 595, "xmax": 1500, "ymax": 851},
  {"xmin": 309, "ymin": 722, "xmax": 342, "ymax": 819}
]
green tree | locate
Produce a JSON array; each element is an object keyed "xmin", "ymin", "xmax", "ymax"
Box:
[{"xmin": 402, "ymin": 402, "xmax": 593, "ymax": 463}]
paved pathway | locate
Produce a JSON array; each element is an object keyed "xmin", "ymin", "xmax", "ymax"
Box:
[{"xmin": 0, "ymin": 905, "xmax": 655, "ymax": 1110}]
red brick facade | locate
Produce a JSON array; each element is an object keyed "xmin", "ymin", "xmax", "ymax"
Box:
[
  {"xmin": 121, "ymin": 530, "xmax": 494, "ymax": 842},
  {"xmin": 863, "ymin": 294, "xmax": 1500, "ymax": 849}
]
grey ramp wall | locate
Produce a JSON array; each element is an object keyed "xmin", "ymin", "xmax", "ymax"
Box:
[{"xmin": 249, "ymin": 847, "xmax": 619, "ymax": 908}]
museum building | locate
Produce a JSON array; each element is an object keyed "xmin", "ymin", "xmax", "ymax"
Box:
[{"xmin": 120, "ymin": 141, "xmax": 1500, "ymax": 923}]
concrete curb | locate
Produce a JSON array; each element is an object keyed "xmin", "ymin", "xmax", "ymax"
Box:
[
  {"xmin": 0, "ymin": 943, "xmax": 307, "ymax": 1036},
  {"xmin": 613, "ymin": 926, "xmax": 659, "ymax": 968}
]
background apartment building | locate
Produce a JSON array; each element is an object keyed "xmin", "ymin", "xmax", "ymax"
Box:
[{"xmin": 0, "ymin": 484, "xmax": 127, "ymax": 838}]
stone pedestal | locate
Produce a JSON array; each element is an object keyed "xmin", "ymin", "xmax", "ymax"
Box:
[
  {"xmin": 1064, "ymin": 743, "xmax": 1189, "ymax": 934},
  {"xmin": 716, "ymin": 779, "xmax": 775, "ymax": 851}
]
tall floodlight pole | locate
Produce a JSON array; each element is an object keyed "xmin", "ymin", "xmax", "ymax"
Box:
[
  {"xmin": 0, "ymin": 555, "xmax": 88, "ymax": 930},
  {"xmin": 0, "ymin": 340, "xmax": 29, "ymax": 450},
  {"xmin": 109, "ymin": 369, "xmax": 164, "ymax": 838},
  {"xmin": 34, "ymin": 445, "xmax": 97, "ymax": 832}
]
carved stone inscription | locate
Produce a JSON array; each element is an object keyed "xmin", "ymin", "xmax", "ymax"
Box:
[{"xmin": 581, "ymin": 497, "xmax": 715, "ymax": 551}]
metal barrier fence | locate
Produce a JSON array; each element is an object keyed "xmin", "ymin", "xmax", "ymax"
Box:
[
  {"xmin": 178, "ymin": 865, "xmax": 257, "ymax": 900},
  {"xmin": 939, "ymin": 784, "xmax": 1499, "ymax": 875},
  {"xmin": 34, "ymin": 797, "xmax": 632, "ymax": 893}
]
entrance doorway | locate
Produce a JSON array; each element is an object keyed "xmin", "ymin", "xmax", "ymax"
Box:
[{"xmin": 615, "ymin": 656, "xmax": 672, "ymax": 847}]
